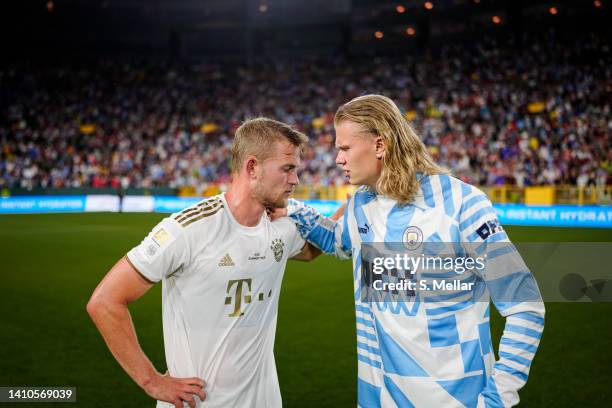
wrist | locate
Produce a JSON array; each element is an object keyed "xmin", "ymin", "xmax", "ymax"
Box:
[
  {"xmin": 138, "ymin": 368, "xmax": 161, "ymax": 391},
  {"xmin": 286, "ymin": 198, "xmax": 303, "ymax": 216}
]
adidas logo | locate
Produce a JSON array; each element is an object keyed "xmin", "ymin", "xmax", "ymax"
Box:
[{"xmin": 218, "ymin": 253, "xmax": 235, "ymax": 267}]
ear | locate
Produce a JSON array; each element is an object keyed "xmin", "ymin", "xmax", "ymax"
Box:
[
  {"xmin": 374, "ymin": 136, "xmax": 385, "ymax": 159},
  {"xmin": 245, "ymin": 156, "xmax": 259, "ymax": 178}
]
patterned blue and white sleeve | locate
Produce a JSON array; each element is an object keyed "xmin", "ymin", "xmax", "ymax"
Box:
[
  {"xmin": 287, "ymin": 198, "xmax": 353, "ymax": 260},
  {"xmin": 459, "ymin": 189, "xmax": 545, "ymax": 408}
]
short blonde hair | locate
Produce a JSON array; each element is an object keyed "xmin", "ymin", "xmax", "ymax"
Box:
[
  {"xmin": 335, "ymin": 94, "xmax": 447, "ymax": 204},
  {"xmin": 231, "ymin": 117, "xmax": 309, "ymax": 173}
]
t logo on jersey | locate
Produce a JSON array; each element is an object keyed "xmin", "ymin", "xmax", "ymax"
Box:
[
  {"xmin": 225, "ymin": 279, "xmax": 252, "ymax": 317},
  {"xmin": 476, "ymin": 219, "xmax": 503, "ymax": 240},
  {"xmin": 224, "ymin": 278, "xmax": 273, "ymax": 317}
]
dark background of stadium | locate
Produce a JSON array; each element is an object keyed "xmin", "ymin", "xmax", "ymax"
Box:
[
  {"xmin": 1, "ymin": 1, "xmax": 611, "ymax": 407},
  {"xmin": 1, "ymin": 0, "xmax": 609, "ymax": 59}
]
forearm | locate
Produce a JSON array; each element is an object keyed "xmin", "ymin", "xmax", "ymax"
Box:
[
  {"xmin": 291, "ymin": 242, "xmax": 322, "ymax": 261},
  {"xmin": 288, "ymin": 204, "xmax": 335, "ymax": 251},
  {"xmin": 481, "ymin": 249, "xmax": 545, "ymax": 406},
  {"xmin": 482, "ymin": 303, "xmax": 545, "ymax": 407},
  {"xmin": 87, "ymin": 300, "xmax": 159, "ymax": 389},
  {"xmin": 302, "ymin": 218, "xmax": 340, "ymax": 254}
]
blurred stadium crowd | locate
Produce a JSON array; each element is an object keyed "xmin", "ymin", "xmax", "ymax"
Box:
[{"xmin": 1, "ymin": 31, "xmax": 610, "ymax": 192}]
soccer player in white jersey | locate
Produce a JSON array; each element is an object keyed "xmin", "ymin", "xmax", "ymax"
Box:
[
  {"xmin": 286, "ymin": 95, "xmax": 545, "ymax": 407},
  {"xmin": 87, "ymin": 118, "xmax": 323, "ymax": 408}
]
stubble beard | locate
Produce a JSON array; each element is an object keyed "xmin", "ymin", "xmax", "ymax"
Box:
[{"xmin": 253, "ymin": 179, "xmax": 288, "ymax": 209}]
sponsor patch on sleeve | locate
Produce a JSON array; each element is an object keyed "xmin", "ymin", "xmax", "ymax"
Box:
[
  {"xmin": 139, "ymin": 227, "xmax": 176, "ymax": 261},
  {"xmin": 476, "ymin": 219, "xmax": 504, "ymax": 240},
  {"xmin": 153, "ymin": 227, "xmax": 173, "ymax": 246}
]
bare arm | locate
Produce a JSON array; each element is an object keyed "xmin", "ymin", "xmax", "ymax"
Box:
[
  {"xmin": 86, "ymin": 256, "xmax": 205, "ymax": 408},
  {"xmin": 291, "ymin": 242, "xmax": 322, "ymax": 261}
]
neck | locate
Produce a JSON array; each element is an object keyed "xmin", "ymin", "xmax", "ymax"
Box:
[
  {"xmin": 364, "ymin": 175, "xmax": 380, "ymax": 191},
  {"xmin": 225, "ymin": 178, "xmax": 265, "ymax": 227}
]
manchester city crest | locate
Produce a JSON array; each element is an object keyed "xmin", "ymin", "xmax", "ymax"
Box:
[
  {"xmin": 270, "ymin": 238, "xmax": 285, "ymax": 262},
  {"xmin": 402, "ymin": 226, "xmax": 423, "ymax": 250}
]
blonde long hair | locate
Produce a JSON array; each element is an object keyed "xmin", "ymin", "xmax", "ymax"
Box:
[{"xmin": 335, "ymin": 94, "xmax": 447, "ymax": 204}]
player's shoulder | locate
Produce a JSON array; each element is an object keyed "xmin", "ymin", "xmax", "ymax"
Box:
[
  {"xmin": 454, "ymin": 178, "xmax": 490, "ymax": 207},
  {"xmin": 272, "ymin": 216, "xmax": 299, "ymax": 236},
  {"xmin": 167, "ymin": 195, "xmax": 226, "ymax": 232},
  {"xmin": 419, "ymin": 172, "xmax": 460, "ymax": 192},
  {"xmin": 352, "ymin": 186, "xmax": 375, "ymax": 206},
  {"xmin": 423, "ymin": 173, "xmax": 488, "ymax": 202},
  {"xmin": 354, "ymin": 185, "xmax": 371, "ymax": 197}
]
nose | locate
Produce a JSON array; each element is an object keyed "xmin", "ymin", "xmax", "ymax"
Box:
[
  {"xmin": 288, "ymin": 169, "xmax": 299, "ymax": 185},
  {"xmin": 335, "ymin": 151, "xmax": 346, "ymax": 166}
]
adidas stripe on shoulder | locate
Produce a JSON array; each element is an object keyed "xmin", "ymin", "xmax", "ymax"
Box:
[{"xmin": 173, "ymin": 197, "xmax": 224, "ymax": 227}]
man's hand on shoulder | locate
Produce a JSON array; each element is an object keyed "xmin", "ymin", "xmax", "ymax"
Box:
[
  {"xmin": 266, "ymin": 207, "xmax": 287, "ymax": 221},
  {"xmin": 143, "ymin": 372, "xmax": 206, "ymax": 408},
  {"xmin": 267, "ymin": 199, "xmax": 346, "ymax": 223}
]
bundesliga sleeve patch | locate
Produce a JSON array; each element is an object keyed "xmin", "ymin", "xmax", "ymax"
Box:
[
  {"xmin": 153, "ymin": 227, "xmax": 173, "ymax": 246},
  {"xmin": 140, "ymin": 227, "xmax": 176, "ymax": 261}
]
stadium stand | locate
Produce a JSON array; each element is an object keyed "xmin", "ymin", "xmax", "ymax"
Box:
[{"xmin": 1, "ymin": 30, "xmax": 610, "ymax": 194}]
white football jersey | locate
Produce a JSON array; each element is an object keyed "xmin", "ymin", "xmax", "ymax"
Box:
[{"xmin": 127, "ymin": 193, "xmax": 305, "ymax": 408}]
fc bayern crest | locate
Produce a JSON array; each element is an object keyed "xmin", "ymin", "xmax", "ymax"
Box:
[
  {"xmin": 402, "ymin": 226, "xmax": 423, "ymax": 250},
  {"xmin": 270, "ymin": 238, "xmax": 285, "ymax": 262}
]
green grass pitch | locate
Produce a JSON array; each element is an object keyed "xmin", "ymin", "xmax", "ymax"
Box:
[{"xmin": 0, "ymin": 213, "xmax": 611, "ymax": 407}]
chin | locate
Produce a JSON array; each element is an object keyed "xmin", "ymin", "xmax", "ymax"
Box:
[{"xmin": 266, "ymin": 197, "xmax": 288, "ymax": 209}]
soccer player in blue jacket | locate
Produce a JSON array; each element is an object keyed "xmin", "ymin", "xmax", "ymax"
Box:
[{"xmin": 287, "ymin": 95, "xmax": 545, "ymax": 407}]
